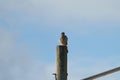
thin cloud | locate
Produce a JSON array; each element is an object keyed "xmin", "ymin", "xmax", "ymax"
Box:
[
  {"xmin": 1, "ymin": 0, "xmax": 120, "ymax": 31},
  {"xmin": 1, "ymin": 0, "xmax": 120, "ymax": 19},
  {"xmin": 0, "ymin": 29, "xmax": 49, "ymax": 80},
  {"xmin": 1, "ymin": 0, "xmax": 120, "ymax": 35}
]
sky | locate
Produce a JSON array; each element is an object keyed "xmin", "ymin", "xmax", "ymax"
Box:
[{"xmin": 0, "ymin": 0, "xmax": 120, "ymax": 80}]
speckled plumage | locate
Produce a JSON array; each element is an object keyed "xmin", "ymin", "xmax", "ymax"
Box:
[{"xmin": 59, "ymin": 32, "xmax": 68, "ymax": 46}]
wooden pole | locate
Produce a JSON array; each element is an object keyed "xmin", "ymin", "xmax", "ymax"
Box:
[{"xmin": 56, "ymin": 45, "xmax": 68, "ymax": 80}]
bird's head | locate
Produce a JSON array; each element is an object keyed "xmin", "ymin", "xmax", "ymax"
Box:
[{"xmin": 61, "ymin": 32, "xmax": 65, "ymax": 35}]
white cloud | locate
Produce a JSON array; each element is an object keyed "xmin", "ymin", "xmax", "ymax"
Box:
[
  {"xmin": 0, "ymin": 29, "xmax": 14, "ymax": 53},
  {"xmin": 0, "ymin": 28, "xmax": 52, "ymax": 80},
  {"xmin": 1, "ymin": 0, "xmax": 120, "ymax": 19},
  {"xmin": 1, "ymin": 0, "xmax": 120, "ymax": 33}
]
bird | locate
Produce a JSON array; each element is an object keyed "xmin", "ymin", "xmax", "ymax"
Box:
[{"xmin": 59, "ymin": 32, "xmax": 68, "ymax": 46}]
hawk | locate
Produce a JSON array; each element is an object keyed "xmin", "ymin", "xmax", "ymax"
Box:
[{"xmin": 59, "ymin": 32, "xmax": 68, "ymax": 46}]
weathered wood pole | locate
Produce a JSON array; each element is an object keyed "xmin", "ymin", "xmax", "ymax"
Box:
[{"xmin": 56, "ymin": 45, "xmax": 68, "ymax": 80}]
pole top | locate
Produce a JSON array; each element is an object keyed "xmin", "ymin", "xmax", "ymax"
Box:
[{"xmin": 56, "ymin": 45, "xmax": 68, "ymax": 53}]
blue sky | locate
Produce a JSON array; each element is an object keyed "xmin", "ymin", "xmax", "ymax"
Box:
[{"xmin": 0, "ymin": 0, "xmax": 120, "ymax": 80}]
